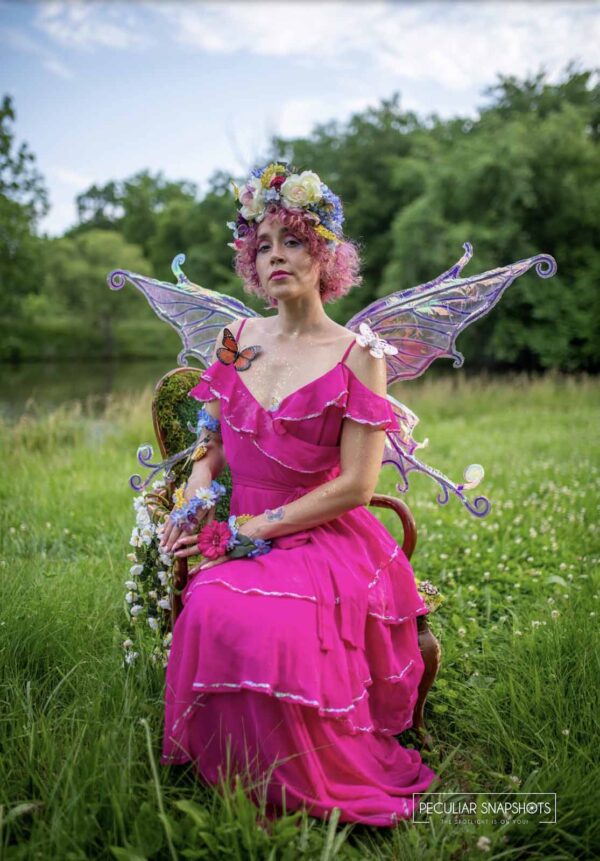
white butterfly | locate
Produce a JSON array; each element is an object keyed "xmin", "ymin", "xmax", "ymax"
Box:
[{"xmin": 355, "ymin": 322, "xmax": 399, "ymax": 359}]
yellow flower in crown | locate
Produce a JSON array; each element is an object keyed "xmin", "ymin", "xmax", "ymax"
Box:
[{"xmin": 260, "ymin": 163, "xmax": 288, "ymax": 189}]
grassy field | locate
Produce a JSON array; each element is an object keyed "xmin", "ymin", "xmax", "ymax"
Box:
[{"xmin": 1, "ymin": 374, "xmax": 599, "ymax": 860}]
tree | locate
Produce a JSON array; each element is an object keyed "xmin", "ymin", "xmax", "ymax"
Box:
[{"xmin": 0, "ymin": 94, "xmax": 49, "ymax": 357}]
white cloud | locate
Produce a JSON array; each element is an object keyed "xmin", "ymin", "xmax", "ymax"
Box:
[
  {"xmin": 273, "ymin": 96, "xmax": 375, "ymax": 139},
  {"xmin": 152, "ymin": 0, "xmax": 598, "ymax": 94},
  {"xmin": 51, "ymin": 166, "xmax": 94, "ymax": 188},
  {"xmin": 154, "ymin": 1, "xmax": 381, "ymax": 57},
  {"xmin": 42, "ymin": 56, "xmax": 73, "ymax": 80},
  {"xmin": 34, "ymin": 1, "xmax": 153, "ymax": 50},
  {"xmin": 0, "ymin": 24, "xmax": 74, "ymax": 78}
]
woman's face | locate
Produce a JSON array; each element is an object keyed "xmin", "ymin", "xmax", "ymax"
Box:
[{"xmin": 255, "ymin": 216, "xmax": 320, "ymax": 302}]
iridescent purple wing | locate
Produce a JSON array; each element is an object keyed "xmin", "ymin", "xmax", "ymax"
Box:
[
  {"xmin": 348, "ymin": 243, "xmax": 558, "ymax": 517},
  {"xmin": 346, "ymin": 243, "xmax": 557, "ymax": 384},
  {"xmin": 107, "ymin": 253, "xmax": 260, "ymax": 368},
  {"xmin": 383, "ymin": 395, "xmax": 490, "ymax": 518}
]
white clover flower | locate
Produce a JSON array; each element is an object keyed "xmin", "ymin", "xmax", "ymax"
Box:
[
  {"xmin": 148, "ymin": 590, "xmax": 157, "ymax": 600},
  {"xmin": 562, "ymin": 728, "xmax": 570, "ymax": 736},
  {"xmin": 159, "ymin": 553, "xmax": 172, "ymax": 566},
  {"xmin": 158, "ymin": 598, "xmax": 171, "ymax": 611},
  {"xmin": 130, "ymin": 604, "xmax": 144, "ymax": 617},
  {"xmin": 477, "ymin": 835, "xmax": 491, "ymax": 852},
  {"xmin": 163, "ymin": 632, "xmax": 173, "ymax": 646},
  {"xmin": 124, "ymin": 651, "xmax": 140, "ymax": 665},
  {"xmin": 127, "ymin": 553, "xmax": 137, "ymax": 562},
  {"xmin": 157, "ymin": 571, "xmax": 168, "ymax": 586},
  {"xmin": 125, "ymin": 591, "xmax": 135, "ymax": 604},
  {"xmin": 551, "ymin": 610, "xmax": 560, "ymax": 619},
  {"xmin": 122, "ymin": 638, "xmax": 134, "ymax": 649},
  {"xmin": 147, "ymin": 617, "xmax": 159, "ymax": 631},
  {"xmin": 124, "ymin": 580, "xmax": 138, "ymax": 590},
  {"xmin": 129, "ymin": 564, "xmax": 144, "ymax": 577},
  {"xmin": 457, "ymin": 627, "xmax": 467, "ymax": 638}
]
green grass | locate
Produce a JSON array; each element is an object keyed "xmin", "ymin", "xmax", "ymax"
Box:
[{"xmin": 1, "ymin": 374, "xmax": 599, "ymax": 860}]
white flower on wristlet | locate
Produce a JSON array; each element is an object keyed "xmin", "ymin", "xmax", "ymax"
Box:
[{"xmin": 355, "ymin": 323, "xmax": 398, "ymax": 359}]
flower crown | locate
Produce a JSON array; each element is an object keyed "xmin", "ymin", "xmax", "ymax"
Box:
[{"xmin": 227, "ymin": 162, "xmax": 345, "ymax": 250}]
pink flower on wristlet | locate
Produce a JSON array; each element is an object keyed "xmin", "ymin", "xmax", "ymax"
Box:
[{"xmin": 197, "ymin": 521, "xmax": 232, "ymax": 559}]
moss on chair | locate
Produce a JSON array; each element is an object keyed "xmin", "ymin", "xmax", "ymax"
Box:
[{"xmin": 152, "ymin": 367, "xmax": 232, "ymax": 521}]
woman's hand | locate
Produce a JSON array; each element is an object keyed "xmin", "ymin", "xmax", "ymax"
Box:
[
  {"xmin": 158, "ymin": 470, "xmax": 215, "ymax": 554},
  {"xmin": 171, "ymin": 520, "xmax": 259, "ymax": 571}
]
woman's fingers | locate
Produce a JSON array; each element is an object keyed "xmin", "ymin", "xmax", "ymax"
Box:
[
  {"xmin": 197, "ymin": 556, "xmax": 226, "ymax": 571},
  {"xmin": 173, "ymin": 533, "xmax": 201, "ymax": 559}
]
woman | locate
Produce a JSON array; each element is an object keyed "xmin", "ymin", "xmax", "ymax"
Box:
[{"xmin": 158, "ymin": 163, "xmax": 437, "ymax": 826}]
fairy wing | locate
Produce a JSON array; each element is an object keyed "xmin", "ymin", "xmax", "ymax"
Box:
[
  {"xmin": 346, "ymin": 243, "xmax": 557, "ymax": 384},
  {"xmin": 107, "ymin": 253, "xmax": 260, "ymax": 368},
  {"xmin": 346, "ymin": 243, "xmax": 557, "ymax": 517}
]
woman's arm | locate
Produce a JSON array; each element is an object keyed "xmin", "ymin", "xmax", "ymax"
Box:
[{"xmin": 242, "ymin": 345, "xmax": 388, "ymax": 542}]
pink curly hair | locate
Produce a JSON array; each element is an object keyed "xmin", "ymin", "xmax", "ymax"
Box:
[{"xmin": 233, "ymin": 204, "xmax": 362, "ymax": 308}]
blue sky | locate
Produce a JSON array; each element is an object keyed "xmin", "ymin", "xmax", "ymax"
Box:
[{"xmin": 1, "ymin": 0, "xmax": 598, "ymax": 236}]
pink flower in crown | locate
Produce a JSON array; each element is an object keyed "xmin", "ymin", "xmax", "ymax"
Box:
[
  {"xmin": 197, "ymin": 521, "xmax": 232, "ymax": 559},
  {"xmin": 270, "ymin": 174, "xmax": 286, "ymax": 189}
]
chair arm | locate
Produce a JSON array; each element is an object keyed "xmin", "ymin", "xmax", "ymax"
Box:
[{"xmin": 369, "ymin": 493, "xmax": 418, "ymax": 560}]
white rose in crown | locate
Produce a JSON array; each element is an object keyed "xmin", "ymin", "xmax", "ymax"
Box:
[
  {"xmin": 281, "ymin": 171, "xmax": 322, "ymax": 208},
  {"xmin": 356, "ymin": 323, "xmax": 399, "ymax": 359},
  {"xmin": 239, "ymin": 178, "xmax": 266, "ymax": 221}
]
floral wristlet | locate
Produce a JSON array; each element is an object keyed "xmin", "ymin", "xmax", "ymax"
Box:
[{"xmin": 197, "ymin": 515, "xmax": 272, "ymax": 562}]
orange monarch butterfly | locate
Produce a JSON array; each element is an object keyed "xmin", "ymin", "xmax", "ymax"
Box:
[{"xmin": 216, "ymin": 327, "xmax": 262, "ymax": 371}]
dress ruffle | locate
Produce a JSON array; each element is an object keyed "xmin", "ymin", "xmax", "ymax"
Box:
[{"xmin": 189, "ymin": 361, "xmax": 399, "ymax": 476}]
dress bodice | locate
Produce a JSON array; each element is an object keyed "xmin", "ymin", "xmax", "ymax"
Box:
[{"xmin": 188, "ymin": 348, "xmax": 399, "ymax": 510}]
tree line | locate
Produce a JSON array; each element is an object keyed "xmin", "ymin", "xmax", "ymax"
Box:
[{"xmin": 1, "ymin": 67, "xmax": 598, "ymax": 371}]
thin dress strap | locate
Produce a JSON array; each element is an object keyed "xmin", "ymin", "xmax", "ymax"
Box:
[
  {"xmin": 235, "ymin": 317, "xmax": 248, "ymax": 340},
  {"xmin": 340, "ymin": 336, "xmax": 357, "ymax": 365}
]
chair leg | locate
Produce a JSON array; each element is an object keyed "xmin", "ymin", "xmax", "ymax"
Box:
[
  {"xmin": 170, "ymin": 557, "xmax": 188, "ymax": 628},
  {"xmin": 413, "ymin": 617, "xmax": 441, "ymax": 748}
]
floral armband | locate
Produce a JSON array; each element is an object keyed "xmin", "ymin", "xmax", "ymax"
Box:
[{"xmin": 169, "ymin": 479, "xmax": 227, "ymax": 528}]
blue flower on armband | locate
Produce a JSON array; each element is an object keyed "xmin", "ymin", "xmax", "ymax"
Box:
[
  {"xmin": 247, "ymin": 538, "xmax": 272, "ymax": 558},
  {"xmin": 195, "ymin": 408, "xmax": 220, "ymax": 435},
  {"xmin": 226, "ymin": 514, "xmax": 241, "ymax": 551}
]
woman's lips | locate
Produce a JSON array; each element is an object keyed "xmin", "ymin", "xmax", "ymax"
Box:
[{"xmin": 270, "ymin": 271, "xmax": 291, "ymax": 281}]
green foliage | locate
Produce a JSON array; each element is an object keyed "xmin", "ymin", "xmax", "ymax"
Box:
[
  {"xmin": 0, "ymin": 94, "xmax": 49, "ymax": 356},
  {"xmin": 2, "ymin": 68, "xmax": 599, "ymax": 369}
]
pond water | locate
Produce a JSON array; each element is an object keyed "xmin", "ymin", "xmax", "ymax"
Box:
[{"xmin": 0, "ymin": 360, "xmax": 188, "ymax": 421}]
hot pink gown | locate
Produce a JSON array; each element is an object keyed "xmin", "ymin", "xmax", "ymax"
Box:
[{"xmin": 161, "ymin": 327, "xmax": 438, "ymax": 826}]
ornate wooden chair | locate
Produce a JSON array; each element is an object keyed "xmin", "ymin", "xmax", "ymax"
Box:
[{"xmin": 152, "ymin": 367, "xmax": 441, "ymax": 743}]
